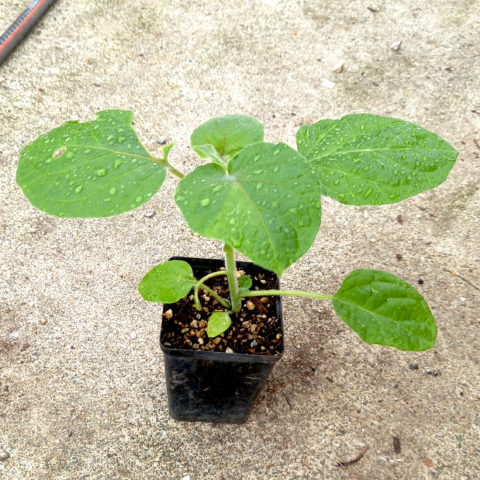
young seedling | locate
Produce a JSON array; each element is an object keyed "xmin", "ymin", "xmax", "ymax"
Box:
[{"xmin": 16, "ymin": 110, "xmax": 457, "ymax": 351}]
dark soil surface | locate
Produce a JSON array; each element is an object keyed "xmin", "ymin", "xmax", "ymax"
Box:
[{"xmin": 160, "ymin": 263, "xmax": 283, "ymax": 356}]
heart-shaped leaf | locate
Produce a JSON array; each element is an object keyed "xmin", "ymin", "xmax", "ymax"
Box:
[
  {"xmin": 191, "ymin": 114, "xmax": 264, "ymax": 166},
  {"xmin": 238, "ymin": 275, "xmax": 252, "ymax": 289},
  {"xmin": 296, "ymin": 114, "xmax": 457, "ymax": 205},
  {"xmin": 175, "ymin": 142, "xmax": 322, "ymax": 275},
  {"xmin": 139, "ymin": 260, "xmax": 196, "ymax": 303},
  {"xmin": 16, "ymin": 110, "xmax": 167, "ymax": 218},
  {"xmin": 206, "ymin": 311, "xmax": 232, "ymax": 337},
  {"xmin": 332, "ymin": 269, "xmax": 436, "ymax": 351}
]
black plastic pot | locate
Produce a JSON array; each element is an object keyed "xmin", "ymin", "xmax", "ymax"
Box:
[{"xmin": 160, "ymin": 257, "xmax": 284, "ymax": 423}]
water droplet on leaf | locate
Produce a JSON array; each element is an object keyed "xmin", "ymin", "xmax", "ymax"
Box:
[
  {"xmin": 95, "ymin": 168, "xmax": 107, "ymax": 177},
  {"xmin": 201, "ymin": 198, "xmax": 210, "ymax": 207}
]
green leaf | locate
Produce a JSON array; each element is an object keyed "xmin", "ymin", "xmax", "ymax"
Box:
[
  {"xmin": 175, "ymin": 142, "xmax": 322, "ymax": 275},
  {"xmin": 296, "ymin": 114, "xmax": 457, "ymax": 205},
  {"xmin": 191, "ymin": 114, "xmax": 264, "ymax": 166},
  {"xmin": 206, "ymin": 311, "xmax": 232, "ymax": 337},
  {"xmin": 238, "ymin": 275, "xmax": 253, "ymax": 295},
  {"xmin": 332, "ymin": 269, "xmax": 436, "ymax": 351},
  {"xmin": 16, "ymin": 110, "xmax": 167, "ymax": 218},
  {"xmin": 139, "ymin": 260, "xmax": 196, "ymax": 303},
  {"xmin": 238, "ymin": 275, "xmax": 252, "ymax": 289}
]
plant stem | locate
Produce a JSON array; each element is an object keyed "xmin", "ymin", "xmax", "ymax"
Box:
[
  {"xmin": 151, "ymin": 157, "xmax": 185, "ymax": 179},
  {"xmin": 223, "ymin": 243, "xmax": 241, "ymax": 313},
  {"xmin": 193, "ymin": 271, "xmax": 229, "ymax": 310},
  {"xmin": 167, "ymin": 166, "xmax": 185, "ymax": 179},
  {"xmin": 197, "ymin": 270, "xmax": 228, "ymax": 285},
  {"xmin": 198, "ymin": 284, "xmax": 231, "ymax": 310},
  {"xmin": 241, "ymin": 290, "xmax": 334, "ymax": 301},
  {"xmin": 151, "ymin": 144, "xmax": 185, "ymax": 179}
]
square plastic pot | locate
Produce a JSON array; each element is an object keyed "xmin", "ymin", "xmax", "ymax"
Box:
[{"xmin": 160, "ymin": 256, "xmax": 284, "ymax": 423}]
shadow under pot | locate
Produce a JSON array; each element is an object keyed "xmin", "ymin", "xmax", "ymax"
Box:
[{"xmin": 160, "ymin": 256, "xmax": 284, "ymax": 423}]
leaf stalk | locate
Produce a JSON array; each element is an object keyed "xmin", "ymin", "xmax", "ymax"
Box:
[
  {"xmin": 224, "ymin": 243, "xmax": 242, "ymax": 312},
  {"xmin": 241, "ymin": 290, "xmax": 333, "ymax": 301}
]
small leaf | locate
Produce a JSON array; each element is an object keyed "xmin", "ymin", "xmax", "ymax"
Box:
[
  {"xmin": 332, "ymin": 269, "xmax": 436, "ymax": 351},
  {"xmin": 16, "ymin": 110, "xmax": 167, "ymax": 218},
  {"xmin": 206, "ymin": 311, "xmax": 232, "ymax": 337},
  {"xmin": 296, "ymin": 114, "xmax": 457, "ymax": 205},
  {"xmin": 238, "ymin": 275, "xmax": 252, "ymax": 289},
  {"xmin": 175, "ymin": 142, "xmax": 322, "ymax": 275},
  {"xmin": 139, "ymin": 260, "xmax": 196, "ymax": 303},
  {"xmin": 191, "ymin": 114, "xmax": 264, "ymax": 165}
]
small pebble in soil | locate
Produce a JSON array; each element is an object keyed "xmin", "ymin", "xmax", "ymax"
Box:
[
  {"xmin": 409, "ymin": 363, "xmax": 419, "ymax": 370},
  {"xmin": 396, "ymin": 253, "xmax": 402, "ymax": 260},
  {"xmin": 40, "ymin": 318, "xmax": 48, "ymax": 325},
  {"xmin": 246, "ymin": 300, "xmax": 255, "ymax": 310},
  {"xmin": 164, "ymin": 309, "xmax": 173, "ymax": 319},
  {"xmin": 418, "ymin": 279, "xmax": 424, "ymax": 284}
]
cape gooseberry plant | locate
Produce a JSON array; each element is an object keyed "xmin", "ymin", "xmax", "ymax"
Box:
[{"xmin": 16, "ymin": 110, "xmax": 457, "ymax": 351}]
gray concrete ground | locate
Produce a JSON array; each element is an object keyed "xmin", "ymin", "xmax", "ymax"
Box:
[{"xmin": 1, "ymin": 1, "xmax": 479, "ymax": 479}]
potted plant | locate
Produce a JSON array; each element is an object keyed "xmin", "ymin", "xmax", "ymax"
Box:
[{"xmin": 16, "ymin": 110, "xmax": 457, "ymax": 423}]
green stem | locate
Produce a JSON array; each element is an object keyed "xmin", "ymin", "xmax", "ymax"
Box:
[
  {"xmin": 197, "ymin": 270, "xmax": 228, "ymax": 285},
  {"xmin": 151, "ymin": 143, "xmax": 185, "ymax": 179},
  {"xmin": 224, "ymin": 243, "xmax": 241, "ymax": 313},
  {"xmin": 151, "ymin": 157, "xmax": 184, "ymax": 179},
  {"xmin": 193, "ymin": 271, "xmax": 230, "ymax": 310},
  {"xmin": 166, "ymin": 165, "xmax": 185, "ymax": 179},
  {"xmin": 241, "ymin": 290, "xmax": 334, "ymax": 301},
  {"xmin": 198, "ymin": 284, "xmax": 231, "ymax": 309}
]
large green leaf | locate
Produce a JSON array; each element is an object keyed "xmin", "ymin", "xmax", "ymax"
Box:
[
  {"xmin": 296, "ymin": 114, "xmax": 457, "ymax": 205},
  {"xmin": 190, "ymin": 114, "xmax": 264, "ymax": 166},
  {"xmin": 139, "ymin": 260, "xmax": 196, "ymax": 303},
  {"xmin": 175, "ymin": 142, "xmax": 322, "ymax": 275},
  {"xmin": 16, "ymin": 110, "xmax": 167, "ymax": 218},
  {"xmin": 332, "ymin": 269, "xmax": 436, "ymax": 351}
]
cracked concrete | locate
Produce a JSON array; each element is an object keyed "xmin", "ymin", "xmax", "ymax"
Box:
[{"xmin": 1, "ymin": 0, "xmax": 479, "ymax": 478}]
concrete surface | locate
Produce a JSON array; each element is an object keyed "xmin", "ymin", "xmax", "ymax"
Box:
[{"xmin": 1, "ymin": 0, "xmax": 479, "ymax": 479}]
